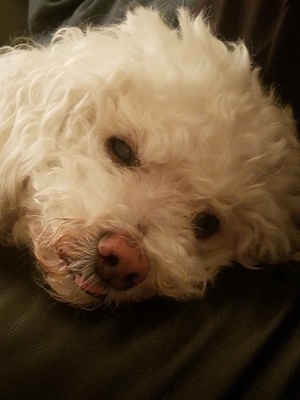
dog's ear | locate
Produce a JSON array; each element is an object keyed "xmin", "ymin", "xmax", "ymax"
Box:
[{"xmin": 232, "ymin": 199, "xmax": 300, "ymax": 266}]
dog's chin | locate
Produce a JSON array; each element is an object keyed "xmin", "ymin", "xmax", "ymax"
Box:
[
  {"xmin": 37, "ymin": 259, "xmax": 153, "ymax": 309},
  {"xmin": 46, "ymin": 277, "xmax": 154, "ymax": 309}
]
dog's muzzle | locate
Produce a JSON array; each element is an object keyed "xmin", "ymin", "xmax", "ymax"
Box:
[{"xmin": 57, "ymin": 232, "xmax": 149, "ymax": 296}]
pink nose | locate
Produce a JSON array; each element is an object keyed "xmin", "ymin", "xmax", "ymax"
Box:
[{"xmin": 95, "ymin": 233, "xmax": 149, "ymax": 291}]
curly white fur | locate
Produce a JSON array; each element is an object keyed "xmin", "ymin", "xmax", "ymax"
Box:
[{"xmin": 0, "ymin": 7, "xmax": 299, "ymax": 309}]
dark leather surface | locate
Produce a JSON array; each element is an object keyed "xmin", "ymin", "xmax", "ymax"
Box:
[
  {"xmin": 1, "ymin": 1, "xmax": 300, "ymax": 399},
  {"xmin": 0, "ymin": 0, "xmax": 28, "ymax": 45},
  {"xmin": 1, "ymin": 245, "xmax": 300, "ymax": 399}
]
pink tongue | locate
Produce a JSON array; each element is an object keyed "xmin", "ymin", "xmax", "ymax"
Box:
[{"xmin": 75, "ymin": 275, "xmax": 107, "ymax": 296}]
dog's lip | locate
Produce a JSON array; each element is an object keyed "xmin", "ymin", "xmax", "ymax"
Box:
[{"xmin": 74, "ymin": 274, "xmax": 108, "ymax": 298}]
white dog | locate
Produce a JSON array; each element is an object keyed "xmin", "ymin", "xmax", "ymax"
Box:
[{"xmin": 0, "ymin": 7, "xmax": 299, "ymax": 309}]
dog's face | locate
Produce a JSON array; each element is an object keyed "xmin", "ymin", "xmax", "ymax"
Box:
[
  {"xmin": 2, "ymin": 8, "xmax": 299, "ymax": 308},
  {"xmin": 30, "ymin": 83, "xmax": 235, "ymax": 308}
]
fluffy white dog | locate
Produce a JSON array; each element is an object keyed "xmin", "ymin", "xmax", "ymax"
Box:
[{"xmin": 0, "ymin": 7, "xmax": 299, "ymax": 309}]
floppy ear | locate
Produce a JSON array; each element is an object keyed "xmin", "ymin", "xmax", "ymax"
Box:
[{"xmin": 232, "ymin": 190, "xmax": 300, "ymax": 266}]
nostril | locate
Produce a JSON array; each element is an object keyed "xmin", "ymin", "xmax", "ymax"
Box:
[
  {"xmin": 100, "ymin": 254, "xmax": 119, "ymax": 267},
  {"xmin": 124, "ymin": 273, "xmax": 139, "ymax": 287}
]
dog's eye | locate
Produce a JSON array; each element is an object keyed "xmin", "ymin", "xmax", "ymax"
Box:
[
  {"xmin": 107, "ymin": 137, "xmax": 137, "ymax": 167},
  {"xmin": 193, "ymin": 211, "xmax": 219, "ymax": 239}
]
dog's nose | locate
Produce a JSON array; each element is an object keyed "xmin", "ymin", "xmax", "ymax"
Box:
[{"xmin": 95, "ymin": 233, "xmax": 148, "ymax": 291}]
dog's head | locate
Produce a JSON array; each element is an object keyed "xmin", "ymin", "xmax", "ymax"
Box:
[{"xmin": 3, "ymin": 8, "xmax": 299, "ymax": 308}]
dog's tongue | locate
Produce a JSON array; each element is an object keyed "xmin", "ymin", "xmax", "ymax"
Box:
[{"xmin": 75, "ymin": 275, "xmax": 107, "ymax": 296}]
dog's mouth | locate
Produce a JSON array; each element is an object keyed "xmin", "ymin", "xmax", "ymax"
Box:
[
  {"xmin": 55, "ymin": 244, "xmax": 108, "ymax": 298},
  {"xmin": 54, "ymin": 236, "xmax": 108, "ymax": 297},
  {"xmin": 74, "ymin": 274, "xmax": 108, "ymax": 298}
]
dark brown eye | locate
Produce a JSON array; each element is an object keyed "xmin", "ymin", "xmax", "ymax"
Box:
[
  {"xmin": 193, "ymin": 211, "xmax": 219, "ymax": 239},
  {"xmin": 107, "ymin": 137, "xmax": 137, "ymax": 167}
]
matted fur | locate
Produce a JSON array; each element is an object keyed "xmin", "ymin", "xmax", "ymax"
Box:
[{"xmin": 0, "ymin": 7, "xmax": 299, "ymax": 309}]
